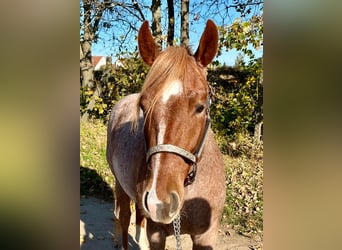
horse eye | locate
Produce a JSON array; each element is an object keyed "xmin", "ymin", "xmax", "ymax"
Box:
[{"xmin": 195, "ymin": 104, "xmax": 205, "ymax": 114}]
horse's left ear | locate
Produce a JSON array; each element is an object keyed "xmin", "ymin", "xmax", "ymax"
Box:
[
  {"xmin": 194, "ymin": 20, "xmax": 218, "ymax": 67},
  {"xmin": 138, "ymin": 21, "xmax": 160, "ymax": 66}
]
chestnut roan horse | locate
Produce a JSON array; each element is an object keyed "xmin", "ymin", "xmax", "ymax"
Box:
[{"xmin": 106, "ymin": 20, "xmax": 226, "ymax": 249}]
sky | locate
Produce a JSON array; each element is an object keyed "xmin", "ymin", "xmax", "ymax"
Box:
[
  {"xmin": 90, "ymin": 1, "xmax": 263, "ymax": 66},
  {"xmin": 92, "ymin": 37, "xmax": 263, "ymax": 67}
]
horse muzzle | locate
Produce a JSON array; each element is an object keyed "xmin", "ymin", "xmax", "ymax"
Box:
[{"xmin": 142, "ymin": 190, "xmax": 180, "ymax": 224}]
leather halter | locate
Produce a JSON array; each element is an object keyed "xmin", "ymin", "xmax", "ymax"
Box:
[{"xmin": 145, "ymin": 92, "xmax": 211, "ymax": 186}]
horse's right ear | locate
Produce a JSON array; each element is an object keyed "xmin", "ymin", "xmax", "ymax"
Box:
[{"xmin": 138, "ymin": 21, "xmax": 160, "ymax": 66}]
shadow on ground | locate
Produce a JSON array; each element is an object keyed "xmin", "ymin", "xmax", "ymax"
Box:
[
  {"xmin": 80, "ymin": 166, "xmax": 142, "ymax": 249},
  {"xmin": 81, "ymin": 196, "xmax": 142, "ymax": 250},
  {"xmin": 80, "ymin": 165, "xmax": 113, "ymax": 201}
]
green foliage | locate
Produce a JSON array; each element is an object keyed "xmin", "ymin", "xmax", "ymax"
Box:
[
  {"xmin": 208, "ymin": 60, "xmax": 263, "ymax": 154},
  {"xmin": 80, "ymin": 52, "xmax": 148, "ymax": 121},
  {"xmin": 219, "ymin": 15, "xmax": 263, "ymax": 59},
  {"xmin": 211, "ymin": 14, "xmax": 263, "ymax": 153}
]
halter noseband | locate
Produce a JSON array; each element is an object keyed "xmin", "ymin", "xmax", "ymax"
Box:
[{"xmin": 145, "ymin": 92, "xmax": 211, "ymax": 186}]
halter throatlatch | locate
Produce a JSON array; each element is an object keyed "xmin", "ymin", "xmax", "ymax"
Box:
[{"xmin": 145, "ymin": 92, "xmax": 211, "ymax": 186}]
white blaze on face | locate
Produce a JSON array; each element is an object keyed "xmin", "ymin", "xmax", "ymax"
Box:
[
  {"xmin": 161, "ymin": 80, "xmax": 183, "ymax": 103},
  {"xmin": 147, "ymin": 80, "xmax": 183, "ymax": 216}
]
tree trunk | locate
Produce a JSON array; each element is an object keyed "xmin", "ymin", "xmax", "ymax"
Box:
[
  {"xmin": 81, "ymin": 82, "xmax": 102, "ymax": 122},
  {"xmin": 80, "ymin": 1, "xmax": 95, "ymax": 121},
  {"xmin": 151, "ymin": 0, "xmax": 162, "ymax": 49},
  {"xmin": 253, "ymin": 120, "xmax": 263, "ymax": 146},
  {"xmin": 167, "ymin": 0, "xmax": 174, "ymax": 46},
  {"xmin": 80, "ymin": 38, "xmax": 97, "ymax": 121},
  {"xmin": 80, "ymin": 43, "xmax": 94, "ymax": 90},
  {"xmin": 180, "ymin": 0, "xmax": 190, "ymax": 46},
  {"xmin": 80, "ymin": 0, "xmax": 95, "ymax": 90},
  {"xmin": 80, "ymin": 40, "xmax": 103, "ymax": 122}
]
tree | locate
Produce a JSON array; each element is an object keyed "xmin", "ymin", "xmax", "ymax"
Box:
[
  {"xmin": 191, "ymin": 0, "xmax": 263, "ymax": 23},
  {"xmin": 80, "ymin": 0, "xmax": 108, "ymax": 121},
  {"xmin": 80, "ymin": 0, "xmax": 148, "ymax": 121},
  {"xmin": 180, "ymin": 0, "xmax": 190, "ymax": 46},
  {"xmin": 218, "ymin": 13, "xmax": 263, "ymax": 146},
  {"xmin": 219, "ymin": 15, "xmax": 263, "ymax": 59},
  {"xmin": 151, "ymin": 0, "xmax": 163, "ymax": 48},
  {"xmin": 166, "ymin": 0, "xmax": 175, "ymax": 46}
]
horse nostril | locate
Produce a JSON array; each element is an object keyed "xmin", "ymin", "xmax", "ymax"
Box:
[
  {"xmin": 169, "ymin": 192, "xmax": 179, "ymax": 216},
  {"xmin": 144, "ymin": 191, "xmax": 149, "ymax": 212}
]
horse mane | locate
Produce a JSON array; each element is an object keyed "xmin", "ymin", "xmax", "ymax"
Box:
[{"xmin": 131, "ymin": 46, "xmax": 195, "ymax": 132}]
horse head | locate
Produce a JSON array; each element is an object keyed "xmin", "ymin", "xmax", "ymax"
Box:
[{"xmin": 137, "ymin": 20, "xmax": 218, "ymax": 224}]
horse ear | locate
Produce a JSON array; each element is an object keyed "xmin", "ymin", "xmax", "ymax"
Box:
[
  {"xmin": 194, "ymin": 20, "xmax": 218, "ymax": 67},
  {"xmin": 138, "ymin": 21, "xmax": 160, "ymax": 66}
]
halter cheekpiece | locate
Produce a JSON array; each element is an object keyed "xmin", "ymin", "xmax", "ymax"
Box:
[{"xmin": 145, "ymin": 90, "xmax": 212, "ymax": 186}]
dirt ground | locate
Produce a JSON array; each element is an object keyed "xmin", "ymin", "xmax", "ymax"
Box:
[{"xmin": 80, "ymin": 197, "xmax": 262, "ymax": 250}]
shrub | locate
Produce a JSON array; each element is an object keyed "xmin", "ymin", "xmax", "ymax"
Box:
[
  {"xmin": 208, "ymin": 60, "xmax": 263, "ymax": 154},
  {"xmin": 80, "ymin": 52, "xmax": 148, "ymax": 121}
]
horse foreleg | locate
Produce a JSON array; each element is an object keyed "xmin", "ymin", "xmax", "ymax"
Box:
[
  {"xmin": 146, "ymin": 220, "xmax": 167, "ymax": 250},
  {"xmin": 113, "ymin": 181, "xmax": 131, "ymax": 250},
  {"xmin": 135, "ymin": 206, "xmax": 149, "ymax": 249},
  {"xmin": 190, "ymin": 222, "xmax": 219, "ymax": 250}
]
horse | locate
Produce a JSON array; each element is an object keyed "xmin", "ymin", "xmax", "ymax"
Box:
[{"xmin": 106, "ymin": 20, "xmax": 226, "ymax": 250}]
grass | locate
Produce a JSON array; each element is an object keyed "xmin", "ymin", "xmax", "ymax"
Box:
[
  {"xmin": 80, "ymin": 119, "xmax": 263, "ymax": 238},
  {"xmin": 80, "ymin": 119, "xmax": 114, "ymax": 200}
]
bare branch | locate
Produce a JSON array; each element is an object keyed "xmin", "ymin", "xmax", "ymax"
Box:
[{"xmin": 131, "ymin": 0, "xmax": 146, "ymax": 21}]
